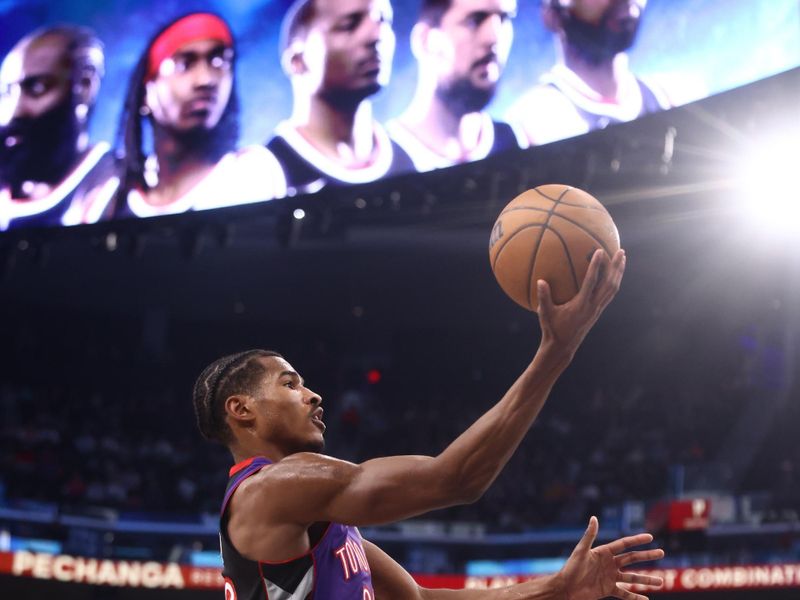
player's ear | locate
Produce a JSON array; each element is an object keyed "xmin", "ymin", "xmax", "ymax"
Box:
[
  {"xmin": 281, "ymin": 39, "xmax": 307, "ymax": 76},
  {"xmin": 412, "ymin": 22, "xmax": 451, "ymax": 61},
  {"xmin": 224, "ymin": 394, "xmax": 256, "ymax": 427},
  {"xmin": 142, "ymin": 80, "xmax": 158, "ymax": 117},
  {"xmin": 409, "ymin": 22, "xmax": 430, "ymax": 60},
  {"xmin": 541, "ymin": 0, "xmax": 563, "ymax": 33},
  {"xmin": 73, "ymin": 68, "xmax": 101, "ymax": 109}
]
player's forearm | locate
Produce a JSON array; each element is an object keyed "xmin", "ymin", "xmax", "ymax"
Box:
[
  {"xmin": 434, "ymin": 341, "xmax": 571, "ymax": 503},
  {"xmin": 366, "ymin": 540, "xmax": 564, "ymax": 600},
  {"xmin": 419, "ymin": 574, "xmax": 561, "ymax": 600}
]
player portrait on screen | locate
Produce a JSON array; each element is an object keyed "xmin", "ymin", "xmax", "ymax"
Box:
[
  {"xmin": 387, "ymin": 0, "xmax": 526, "ymax": 173},
  {"xmin": 78, "ymin": 13, "xmax": 286, "ymax": 223},
  {"xmin": 0, "ymin": 26, "xmax": 112, "ymax": 231},
  {"xmin": 505, "ymin": 0, "xmax": 672, "ymax": 146},
  {"xmin": 267, "ymin": 0, "xmax": 414, "ymax": 193}
]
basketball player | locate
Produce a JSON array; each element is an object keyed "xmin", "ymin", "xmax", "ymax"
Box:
[
  {"xmin": 0, "ymin": 26, "xmax": 112, "ymax": 231},
  {"xmin": 387, "ymin": 0, "xmax": 526, "ymax": 173},
  {"xmin": 80, "ymin": 13, "xmax": 286, "ymax": 223},
  {"xmin": 267, "ymin": 0, "xmax": 414, "ymax": 193},
  {"xmin": 505, "ymin": 0, "xmax": 671, "ymax": 146},
  {"xmin": 194, "ymin": 249, "xmax": 666, "ymax": 599}
]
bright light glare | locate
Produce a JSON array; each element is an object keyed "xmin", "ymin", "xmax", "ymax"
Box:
[
  {"xmin": 737, "ymin": 135, "xmax": 800, "ymax": 234},
  {"xmin": 292, "ymin": 208, "xmax": 305, "ymax": 220}
]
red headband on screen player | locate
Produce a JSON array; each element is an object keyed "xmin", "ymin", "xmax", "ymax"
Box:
[{"xmin": 146, "ymin": 13, "xmax": 233, "ymax": 81}]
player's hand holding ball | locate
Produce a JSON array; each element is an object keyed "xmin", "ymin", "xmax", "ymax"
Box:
[{"xmin": 489, "ymin": 184, "xmax": 625, "ymax": 361}]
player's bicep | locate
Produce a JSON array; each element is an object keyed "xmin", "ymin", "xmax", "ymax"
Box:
[
  {"xmin": 233, "ymin": 453, "xmax": 360, "ymax": 525},
  {"xmin": 363, "ymin": 539, "xmax": 424, "ymax": 600},
  {"xmin": 247, "ymin": 453, "xmax": 457, "ymax": 527},
  {"xmin": 324, "ymin": 454, "xmax": 462, "ymax": 525}
]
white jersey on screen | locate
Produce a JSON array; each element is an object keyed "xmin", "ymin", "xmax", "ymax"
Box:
[
  {"xmin": 1, "ymin": 143, "xmax": 111, "ymax": 231},
  {"xmin": 77, "ymin": 145, "xmax": 287, "ymax": 223},
  {"xmin": 385, "ymin": 112, "xmax": 527, "ymax": 173},
  {"xmin": 506, "ymin": 59, "xmax": 672, "ymax": 146}
]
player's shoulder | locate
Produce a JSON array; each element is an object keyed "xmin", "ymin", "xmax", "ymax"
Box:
[
  {"xmin": 277, "ymin": 452, "xmax": 355, "ymax": 476},
  {"xmin": 506, "ymin": 83, "xmax": 571, "ymax": 115},
  {"xmin": 222, "ymin": 145, "xmax": 284, "ymax": 178},
  {"xmin": 232, "ymin": 144, "xmax": 288, "ymax": 197},
  {"xmin": 232, "ymin": 143, "xmax": 274, "ymax": 160},
  {"xmin": 190, "ymin": 145, "xmax": 288, "ymax": 209},
  {"xmin": 637, "ymin": 72, "xmax": 706, "ymax": 109},
  {"xmin": 505, "ymin": 84, "xmax": 588, "ymax": 146},
  {"xmin": 491, "ymin": 119, "xmax": 528, "ymax": 151},
  {"xmin": 231, "ymin": 454, "xmax": 351, "ymax": 520},
  {"xmin": 242, "ymin": 453, "xmax": 351, "ymax": 489}
]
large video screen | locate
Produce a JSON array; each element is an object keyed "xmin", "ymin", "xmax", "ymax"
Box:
[{"xmin": 1, "ymin": 0, "xmax": 798, "ymax": 231}]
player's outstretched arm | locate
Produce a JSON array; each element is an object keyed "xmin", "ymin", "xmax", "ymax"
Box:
[
  {"xmin": 231, "ymin": 251, "xmax": 625, "ymax": 536},
  {"xmin": 366, "ymin": 517, "xmax": 663, "ymax": 600}
]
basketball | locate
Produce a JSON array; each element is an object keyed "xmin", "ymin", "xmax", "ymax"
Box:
[{"xmin": 489, "ymin": 184, "xmax": 621, "ymax": 312}]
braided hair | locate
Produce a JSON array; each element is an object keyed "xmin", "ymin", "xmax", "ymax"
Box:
[
  {"xmin": 192, "ymin": 349, "xmax": 282, "ymax": 444},
  {"xmin": 113, "ymin": 14, "xmax": 241, "ymax": 215}
]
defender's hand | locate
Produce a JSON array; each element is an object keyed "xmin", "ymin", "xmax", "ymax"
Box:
[{"xmin": 555, "ymin": 516, "xmax": 664, "ymax": 600}]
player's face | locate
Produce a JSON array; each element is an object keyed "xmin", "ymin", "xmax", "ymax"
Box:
[
  {"xmin": 253, "ymin": 356, "xmax": 325, "ymax": 455},
  {"xmin": 303, "ymin": 0, "xmax": 395, "ymax": 98},
  {"xmin": 435, "ymin": 0, "xmax": 516, "ymax": 94},
  {"xmin": 566, "ymin": 0, "xmax": 645, "ymax": 27},
  {"xmin": 0, "ymin": 34, "xmax": 72, "ymax": 127},
  {"xmin": 145, "ymin": 39, "xmax": 234, "ymax": 132},
  {"xmin": 559, "ymin": 0, "xmax": 646, "ymax": 59},
  {"xmin": 0, "ymin": 34, "xmax": 80, "ymax": 189}
]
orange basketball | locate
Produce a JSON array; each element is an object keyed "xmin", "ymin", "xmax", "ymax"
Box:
[{"xmin": 489, "ymin": 185, "xmax": 620, "ymax": 312}]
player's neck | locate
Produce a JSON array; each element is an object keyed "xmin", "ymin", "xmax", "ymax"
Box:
[
  {"xmin": 143, "ymin": 132, "xmax": 220, "ymax": 205},
  {"xmin": 401, "ymin": 90, "xmax": 484, "ymax": 159},
  {"xmin": 292, "ymin": 97, "xmax": 378, "ymax": 165},
  {"xmin": 562, "ymin": 47, "xmax": 629, "ymax": 100},
  {"xmin": 230, "ymin": 439, "xmax": 286, "ymax": 465},
  {"xmin": 153, "ymin": 131, "xmax": 220, "ymax": 182}
]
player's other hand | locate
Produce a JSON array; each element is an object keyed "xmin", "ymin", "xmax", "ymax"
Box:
[
  {"xmin": 537, "ymin": 248, "xmax": 625, "ymax": 362},
  {"xmin": 554, "ymin": 516, "xmax": 664, "ymax": 600}
]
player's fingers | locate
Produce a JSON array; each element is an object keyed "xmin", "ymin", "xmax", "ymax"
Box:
[
  {"xmin": 536, "ymin": 279, "xmax": 554, "ymax": 317},
  {"xmin": 624, "ymin": 583, "xmax": 665, "ymax": 594},
  {"xmin": 602, "ymin": 533, "xmax": 654, "ymax": 555},
  {"xmin": 612, "ymin": 248, "xmax": 626, "ymax": 278},
  {"xmin": 616, "ymin": 548, "xmax": 665, "ymax": 567},
  {"xmin": 611, "ymin": 583, "xmax": 650, "ymax": 600},
  {"xmin": 588, "ymin": 251, "xmax": 613, "ymax": 309},
  {"xmin": 618, "ymin": 572, "xmax": 664, "ymax": 588},
  {"xmin": 576, "ymin": 249, "xmax": 604, "ymax": 303},
  {"xmin": 595, "ymin": 249, "xmax": 625, "ymax": 306},
  {"xmin": 575, "ymin": 515, "xmax": 599, "ymax": 552},
  {"xmin": 604, "ymin": 249, "xmax": 626, "ymax": 296}
]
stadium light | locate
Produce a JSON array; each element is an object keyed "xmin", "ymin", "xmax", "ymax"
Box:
[
  {"xmin": 293, "ymin": 208, "xmax": 306, "ymax": 220},
  {"xmin": 736, "ymin": 134, "xmax": 800, "ymax": 235}
]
